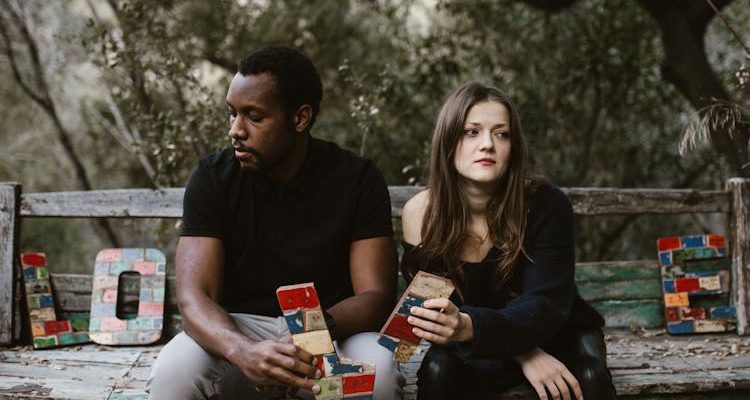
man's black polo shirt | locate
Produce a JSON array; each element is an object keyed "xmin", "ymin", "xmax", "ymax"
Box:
[{"xmin": 181, "ymin": 136, "xmax": 393, "ymax": 316}]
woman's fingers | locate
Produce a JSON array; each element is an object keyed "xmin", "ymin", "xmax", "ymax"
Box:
[
  {"xmin": 408, "ymin": 315, "xmax": 451, "ymax": 336},
  {"xmin": 411, "ymin": 326, "xmax": 448, "ymax": 344},
  {"xmin": 530, "ymin": 381, "xmax": 548, "ymax": 400},
  {"xmin": 554, "ymin": 376, "xmax": 571, "ymax": 400},
  {"xmin": 562, "ymin": 369, "xmax": 583, "ymax": 400},
  {"xmin": 545, "ymin": 379, "xmax": 561, "ymax": 400}
]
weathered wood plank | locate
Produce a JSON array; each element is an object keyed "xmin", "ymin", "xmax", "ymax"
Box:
[
  {"xmin": 578, "ymin": 279, "xmax": 662, "ymax": 301},
  {"xmin": 575, "ymin": 260, "xmax": 660, "ymax": 282},
  {"xmin": 20, "ymin": 188, "xmax": 185, "ymax": 218},
  {"xmin": 590, "ymin": 300, "xmax": 665, "ymax": 328},
  {"xmin": 563, "ymin": 187, "xmax": 729, "ymax": 215},
  {"xmin": 0, "ymin": 346, "xmax": 149, "ymax": 399},
  {"xmin": 18, "ymin": 186, "xmax": 729, "ymax": 219},
  {"xmin": 728, "ymin": 178, "xmax": 750, "ymax": 335},
  {"xmin": 0, "ymin": 183, "xmax": 21, "ymax": 345}
]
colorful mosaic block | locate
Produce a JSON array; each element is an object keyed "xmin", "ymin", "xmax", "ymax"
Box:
[
  {"xmin": 276, "ymin": 283, "xmax": 375, "ymax": 400},
  {"xmin": 657, "ymin": 234, "xmax": 735, "ymax": 335},
  {"xmin": 88, "ymin": 248, "xmax": 167, "ymax": 345},
  {"xmin": 378, "ymin": 271, "xmax": 455, "ymax": 362},
  {"xmin": 20, "ymin": 252, "xmax": 90, "ymax": 349}
]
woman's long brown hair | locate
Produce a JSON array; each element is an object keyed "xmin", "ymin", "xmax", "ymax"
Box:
[{"xmin": 415, "ymin": 82, "xmax": 530, "ymax": 299}]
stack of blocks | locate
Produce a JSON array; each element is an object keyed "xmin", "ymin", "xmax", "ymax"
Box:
[
  {"xmin": 88, "ymin": 248, "xmax": 166, "ymax": 345},
  {"xmin": 21, "ymin": 253, "xmax": 90, "ymax": 349},
  {"xmin": 277, "ymin": 283, "xmax": 376, "ymax": 400},
  {"xmin": 377, "ymin": 271, "xmax": 455, "ymax": 362},
  {"xmin": 657, "ymin": 234, "xmax": 736, "ymax": 334}
]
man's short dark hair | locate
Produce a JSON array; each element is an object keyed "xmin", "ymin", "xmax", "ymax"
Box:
[{"xmin": 238, "ymin": 46, "xmax": 323, "ymax": 128}]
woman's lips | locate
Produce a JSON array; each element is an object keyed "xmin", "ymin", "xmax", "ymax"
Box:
[{"xmin": 475, "ymin": 158, "xmax": 496, "ymax": 165}]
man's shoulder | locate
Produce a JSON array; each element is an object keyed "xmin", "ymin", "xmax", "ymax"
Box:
[{"xmin": 311, "ymin": 137, "xmax": 381, "ymax": 180}]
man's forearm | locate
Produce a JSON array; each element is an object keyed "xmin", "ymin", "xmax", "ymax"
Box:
[
  {"xmin": 179, "ymin": 291, "xmax": 255, "ymax": 363},
  {"xmin": 326, "ymin": 290, "xmax": 395, "ymax": 339}
]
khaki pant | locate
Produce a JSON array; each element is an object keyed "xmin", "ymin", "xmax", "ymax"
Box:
[{"xmin": 148, "ymin": 314, "xmax": 404, "ymax": 400}]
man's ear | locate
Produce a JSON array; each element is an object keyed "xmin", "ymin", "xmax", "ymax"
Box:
[{"xmin": 293, "ymin": 104, "xmax": 313, "ymax": 133}]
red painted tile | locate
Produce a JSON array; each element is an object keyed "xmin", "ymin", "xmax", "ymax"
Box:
[
  {"xmin": 44, "ymin": 320, "xmax": 71, "ymax": 335},
  {"xmin": 383, "ymin": 314, "xmax": 420, "ymax": 344},
  {"xmin": 679, "ymin": 307, "xmax": 706, "ymax": 320},
  {"xmin": 707, "ymin": 234, "xmax": 726, "ymax": 248},
  {"xmin": 658, "ymin": 237, "xmax": 681, "ymax": 251},
  {"xmin": 665, "ymin": 307, "xmax": 680, "ymax": 322},
  {"xmin": 675, "ymin": 278, "xmax": 700, "ymax": 292},
  {"xmin": 21, "ymin": 253, "xmax": 46, "ymax": 267},
  {"xmin": 276, "ymin": 286, "xmax": 320, "ymax": 311},
  {"xmin": 138, "ymin": 302, "xmax": 164, "ymax": 316},
  {"xmin": 342, "ymin": 373, "xmax": 375, "ymax": 394}
]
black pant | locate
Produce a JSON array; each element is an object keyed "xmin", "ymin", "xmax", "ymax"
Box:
[{"xmin": 416, "ymin": 329, "xmax": 617, "ymax": 400}]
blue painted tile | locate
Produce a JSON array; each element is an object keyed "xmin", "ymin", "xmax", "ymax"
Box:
[
  {"xmin": 709, "ymin": 306, "xmax": 736, "ymax": 319},
  {"xmin": 377, "ymin": 335, "xmax": 398, "ymax": 352},
  {"xmin": 667, "ymin": 321, "xmax": 694, "ymax": 334},
  {"xmin": 23, "ymin": 267, "xmax": 36, "ymax": 282},
  {"xmin": 39, "ymin": 293, "xmax": 54, "ymax": 308},
  {"xmin": 663, "ymin": 280, "xmax": 675, "ymax": 293},
  {"xmin": 121, "ymin": 248, "xmax": 144, "ymax": 261},
  {"xmin": 659, "ymin": 251, "xmax": 673, "ymax": 267},
  {"xmin": 681, "ymin": 235, "xmax": 706, "ymax": 248},
  {"xmin": 331, "ymin": 360, "xmax": 363, "ymax": 374},
  {"xmin": 284, "ymin": 311, "xmax": 304, "ymax": 334},
  {"xmin": 398, "ymin": 296, "xmax": 424, "ymax": 315}
]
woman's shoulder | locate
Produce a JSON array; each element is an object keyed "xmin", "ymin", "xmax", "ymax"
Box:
[
  {"xmin": 402, "ymin": 189, "xmax": 430, "ymax": 244},
  {"xmin": 527, "ymin": 178, "xmax": 572, "ymax": 213}
]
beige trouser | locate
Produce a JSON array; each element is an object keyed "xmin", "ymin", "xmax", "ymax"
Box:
[{"xmin": 147, "ymin": 314, "xmax": 404, "ymax": 400}]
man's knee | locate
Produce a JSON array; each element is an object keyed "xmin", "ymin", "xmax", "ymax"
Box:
[
  {"xmin": 148, "ymin": 332, "xmax": 229, "ymax": 400},
  {"xmin": 336, "ymin": 332, "xmax": 404, "ymax": 400}
]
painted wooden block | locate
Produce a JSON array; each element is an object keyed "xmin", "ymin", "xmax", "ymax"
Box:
[
  {"xmin": 317, "ymin": 376, "xmax": 344, "ymax": 400},
  {"xmin": 657, "ymin": 234, "xmax": 735, "ymax": 335},
  {"xmin": 394, "ymin": 341, "xmax": 417, "ymax": 363},
  {"xmin": 88, "ymin": 248, "xmax": 167, "ymax": 345},
  {"xmin": 664, "ymin": 292, "xmax": 689, "ymax": 307},
  {"xmin": 20, "ymin": 252, "xmax": 90, "ymax": 349},
  {"xmin": 292, "ymin": 329, "xmax": 335, "ymax": 355},
  {"xmin": 276, "ymin": 282, "xmax": 377, "ymax": 399},
  {"xmin": 276, "ymin": 284, "xmax": 320, "ymax": 311},
  {"xmin": 377, "ymin": 271, "xmax": 454, "ymax": 362}
]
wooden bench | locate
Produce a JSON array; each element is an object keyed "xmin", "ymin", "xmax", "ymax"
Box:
[{"xmin": 2, "ymin": 180, "xmax": 750, "ymax": 399}]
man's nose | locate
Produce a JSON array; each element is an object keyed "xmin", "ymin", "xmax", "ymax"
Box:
[{"xmin": 228, "ymin": 117, "xmax": 246, "ymax": 140}]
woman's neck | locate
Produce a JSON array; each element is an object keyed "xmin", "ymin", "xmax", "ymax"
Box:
[{"xmin": 460, "ymin": 179, "xmax": 497, "ymax": 218}]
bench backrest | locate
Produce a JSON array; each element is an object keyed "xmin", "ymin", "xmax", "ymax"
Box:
[{"xmin": 2, "ymin": 181, "xmax": 750, "ymax": 344}]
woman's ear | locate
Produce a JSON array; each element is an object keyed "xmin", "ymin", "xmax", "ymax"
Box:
[{"xmin": 293, "ymin": 104, "xmax": 313, "ymax": 133}]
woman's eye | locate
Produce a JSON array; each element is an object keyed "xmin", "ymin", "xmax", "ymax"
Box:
[
  {"xmin": 495, "ymin": 131, "xmax": 510, "ymax": 138},
  {"xmin": 463, "ymin": 129, "xmax": 478, "ymax": 136}
]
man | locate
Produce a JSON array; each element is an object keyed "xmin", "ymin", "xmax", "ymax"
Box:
[{"xmin": 148, "ymin": 46, "xmax": 403, "ymax": 400}]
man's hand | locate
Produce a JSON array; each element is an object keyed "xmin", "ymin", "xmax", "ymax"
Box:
[
  {"xmin": 514, "ymin": 347, "xmax": 583, "ymax": 400},
  {"xmin": 408, "ymin": 298, "xmax": 473, "ymax": 344},
  {"xmin": 226, "ymin": 339, "xmax": 319, "ymax": 390}
]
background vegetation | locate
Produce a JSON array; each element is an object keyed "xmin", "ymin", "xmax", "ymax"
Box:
[{"xmin": 0, "ymin": 0, "xmax": 748, "ymax": 273}]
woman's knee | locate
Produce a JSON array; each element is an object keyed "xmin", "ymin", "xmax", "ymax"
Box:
[
  {"xmin": 574, "ymin": 358, "xmax": 617, "ymax": 399},
  {"xmin": 417, "ymin": 347, "xmax": 466, "ymax": 390}
]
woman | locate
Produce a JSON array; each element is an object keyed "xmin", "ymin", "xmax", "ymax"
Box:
[{"xmin": 401, "ymin": 82, "xmax": 617, "ymax": 400}]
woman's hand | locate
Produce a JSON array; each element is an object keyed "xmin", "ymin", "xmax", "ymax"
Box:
[
  {"xmin": 408, "ymin": 298, "xmax": 473, "ymax": 344},
  {"xmin": 514, "ymin": 347, "xmax": 583, "ymax": 400}
]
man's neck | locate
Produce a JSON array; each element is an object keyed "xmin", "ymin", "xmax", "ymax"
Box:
[{"xmin": 265, "ymin": 134, "xmax": 310, "ymax": 185}]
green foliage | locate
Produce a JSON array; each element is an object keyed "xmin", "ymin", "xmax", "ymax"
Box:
[{"xmin": 2, "ymin": 0, "xmax": 748, "ymax": 267}]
